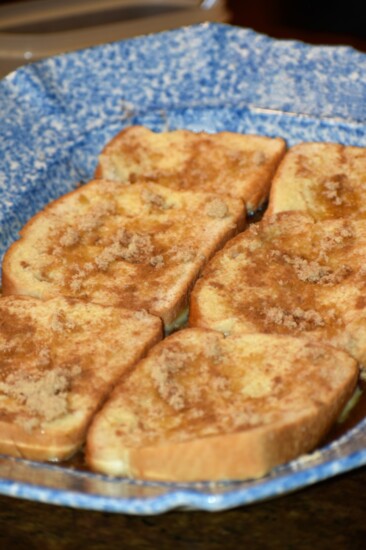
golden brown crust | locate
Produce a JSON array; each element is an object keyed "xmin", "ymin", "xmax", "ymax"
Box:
[
  {"xmin": 95, "ymin": 126, "xmax": 286, "ymax": 212},
  {"xmin": 86, "ymin": 328, "xmax": 357, "ymax": 481}
]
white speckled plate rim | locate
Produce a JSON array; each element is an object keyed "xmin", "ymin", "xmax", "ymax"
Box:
[{"xmin": 1, "ymin": 23, "xmax": 366, "ymax": 514}]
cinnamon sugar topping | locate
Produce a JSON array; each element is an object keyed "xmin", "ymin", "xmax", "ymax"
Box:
[
  {"xmin": 281, "ymin": 254, "xmax": 352, "ymax": 284},
  {"xmin": 0, "ymin": 366, "xmax": 81, "ymax": 430},
  {"xmin": 69, "ymin": 229, "xmax": 156, "ymax": 279},
  {"xmin": 265, "ymin": 306, "xmax": 325, "ymax": 331},
  {"xmin": 141, "ymin": 188, "xmax": 168, "ymax": 209},
  {"xmin": 150, "ymin": 348, "xmax": 195, "ymax": 411},
  {"xmin": 59, "ymin": 227, "xmax": 79, "ymax": 247},
  {"xmin": 321, "ymin": 175, "xmax": 346, "ymax": 206},
  {"xmin": 150, "ymin": 255, "xmax": 164, "ymax": 268}
]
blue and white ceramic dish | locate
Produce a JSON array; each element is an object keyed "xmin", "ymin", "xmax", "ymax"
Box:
[{"xmin": 1, "ymin": 23, "xmax": 366, "ymax": 515}]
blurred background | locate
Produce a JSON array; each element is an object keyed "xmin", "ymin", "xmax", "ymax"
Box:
[
  {"xmin": 228, "ymin": 0, "xmax": 366, "ymax": 51},
  {"xmin": 0, "ymin": 0, "xmax": 365, "ymax": 78}
]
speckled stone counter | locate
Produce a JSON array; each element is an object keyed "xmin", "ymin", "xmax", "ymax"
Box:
[{"xmin": 1, "ymin": 465, "xmax": 366, "ymax": 549}]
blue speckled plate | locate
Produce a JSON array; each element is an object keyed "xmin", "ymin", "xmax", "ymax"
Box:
[{"xmin": 1, "ymin": 23, "xmax": 366, "ymax": 515}]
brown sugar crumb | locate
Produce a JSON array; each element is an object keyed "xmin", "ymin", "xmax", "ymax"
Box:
[
  {"xmin": 150, "ymin": 255, "xmax": 164, "ymax": 268},
  {"xmin": 151, "ymin": 363, "xmax": 185, "ymax": 411},
  {"xmin": 69, "ymin": 263, "xmax": 94, "ymax": 287},
  {"xmin": 78, "ymin": 202, "xmax": 116, "ymax": 233},
  {"xmin": 338, "ymin": 227, "xmax": 354, "ymax": 239},
  {"xmin": 121, "ymin": 232, "xmax": 154, "ymax": 263},
  {"xmin": 205, "ymin": 198, "xmax": 228, "ymax": 218},
  {"xmin": 283, "ymin": 254, "xmax": 330, "ymax": 283},
  {"xmin": 94, "ymin": 242, "xmax": 123, "ymax": 271},
  {"xmin": 0, "ymin": 367, "xmax": 78, "ymax": 428},
  {"xmin": 94, "ymin": 229, "xmax": 154, "ymax": 271},
  {"xmin": 141, "ymin": 188, "xmax": 168, "ymax": 209},
  {"xmin": 282, "ymin": 254, "xmax": 351, "ymax": 285},
  {"xmin": 133, "ymin": 309, "xmax": 150, "ymax": 320},
  {"xmin": 321, "ymin": 175, "xmax": 346, "ymax": 206},
  {"xmin": 150, "ymin": 347, "xmax": 196, "ymax": 411},
  {"xmin": 318, "ymin": 226, "xmax": 355, "ymax": 260},
  {"xmin": 69, "ymin": 278, "xmax": 83, "ymax": 292},
  {"xmin": 265, "ymin": 306, "xmax": 325, "ymax": 331},
  {"xmin": 59, "ymin": 227, "xmax": 80, "ymax": 247},
  {"xmin": 170, "ymin": 246, "xmax": 196, "ymax": 263},
  {"xmin": 78, "ymin": 214, "xmax": 101, "ymax": 233}
]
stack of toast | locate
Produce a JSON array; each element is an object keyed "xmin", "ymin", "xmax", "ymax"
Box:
[{"xmin": 0, "ymin": 128, "xmax": 364, "ymax": 482}]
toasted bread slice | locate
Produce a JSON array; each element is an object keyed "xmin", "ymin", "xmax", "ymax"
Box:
[
  {"xmin": 267, "ymin": 142, "xmax": 366, "ymax": 220},
  {"xmin": 190, "ymin": 212, "xmax": 366, "ymax": 364},
  {"xmin": 86, "ymin": 328, "xmax": 357, "ymax": 482},
  {"xmin": 0, "ymin": 295, "xmax": 162, "ymax": 461},
  {"xmin": 95, "ymin": 126, "xmax": 286, "ymax": 213},
  {"xmin": 2, "ymin": 180, "xmax": 245, "ymax": 329}
]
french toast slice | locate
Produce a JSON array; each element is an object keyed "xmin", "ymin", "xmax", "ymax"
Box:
[
  {"xmin": 86, "ymin": 328, "xmax": 357, "ymax": 482},
  {"xmin": 190, "ymin": 212, "xmax": 366, "ymax": 365},
  {"xmin": 1, "ymin": 180, "xmax": 245, "ymax": 329},
  {"xmin": 267, "ymin": 142, "xmax": 366, "ymax": 220},
  {"xmin": 0, "ymin": 295, "xmax": 162, "ymax": 461},
  {"xmin": 95, "ymin": 126, "xmax": 286, "ymax": 213}
]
